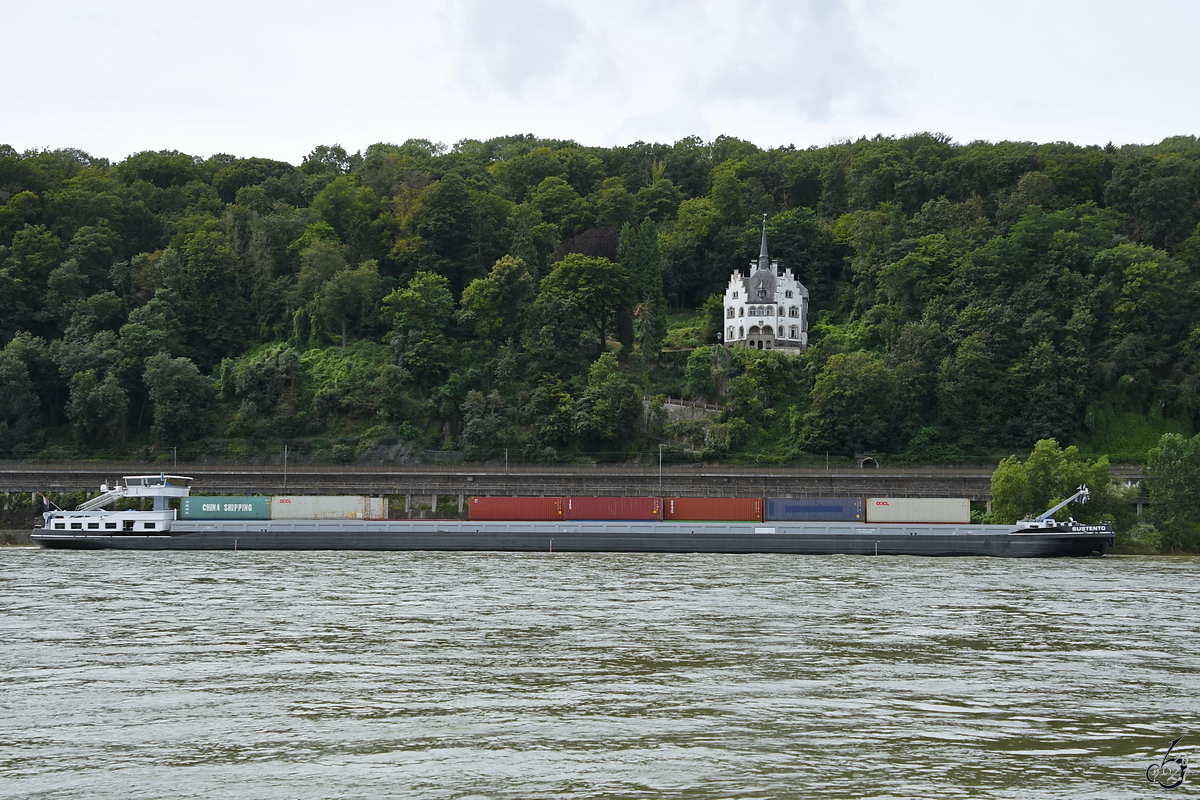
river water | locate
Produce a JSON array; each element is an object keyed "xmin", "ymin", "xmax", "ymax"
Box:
[{"xmin": 1, "ymin": 549, "xmax": 1196, "ymax": 799}]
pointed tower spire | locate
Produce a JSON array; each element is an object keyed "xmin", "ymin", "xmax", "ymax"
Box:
[{"xmin": 758, "ymin": 213, "xmax": 769, "ymax": 270}]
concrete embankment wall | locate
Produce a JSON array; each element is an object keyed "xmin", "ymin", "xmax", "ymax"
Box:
[
  {"xmin": 3, "ymin": 530, "xmax": 32, "ymax": 545},
  {"xmin": 0, "ymin": 463, "xmax": 1148, "ymax": 517},
  {"xmin": 0, "ymin": 464, "xmax": 1001, "ymax": 500}
]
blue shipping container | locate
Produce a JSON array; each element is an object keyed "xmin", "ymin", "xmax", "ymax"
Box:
[{"xmin": 765, "ymin": 497, "xmax": 864, "ymax": 522}]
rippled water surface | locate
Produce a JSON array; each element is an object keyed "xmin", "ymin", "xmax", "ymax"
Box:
[{"xmin": 1, "ymin": 550, "xmax": 1197, "ymax": 799}]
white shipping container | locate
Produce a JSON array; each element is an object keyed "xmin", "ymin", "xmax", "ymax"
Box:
[
  {"xmin": 367, "ymin": 496, "xmax": 387, "ymax": 520},
  {"xmin": 270, "ymin": 495, "xmax": 388, "ymax": 520},
  {"xmin": 865, "ymin": 497, "xmax": 971, "ymax": 524}
]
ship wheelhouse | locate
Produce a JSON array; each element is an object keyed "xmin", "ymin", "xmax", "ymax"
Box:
[{"xmin": 41, "ymin": 474, "xmax": 193, "ymax": 536}]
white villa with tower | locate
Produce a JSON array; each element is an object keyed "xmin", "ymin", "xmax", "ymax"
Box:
[{"xmin": 721, "ymin": 218, "xmax": 809, "ymax": 354}]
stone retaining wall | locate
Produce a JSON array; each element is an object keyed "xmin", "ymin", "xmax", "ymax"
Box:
[{"xmin": 2, "ymin": 530, "xmax": 32, "ymax": 545}]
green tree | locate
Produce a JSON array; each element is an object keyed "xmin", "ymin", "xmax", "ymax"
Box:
[
  {"xmin": 802, "ymin": 351, "xmax": 911, "ymax": 454},
  {"xmin": 212, "ymin": 157, "xmax": 295, "ymax": 203},
  {"xmin": 936, "ymin": 333, "xmax": 1001, "ymax": 448},
  {"xmin": 990, "ymin": 439, "xmax": 1116, "ymax": 524},
  {"xmin": 143, "ymin": 353, "xmax": 212, "ymax": 445},
  {"xmin": 573, "ymin": 352, "xmax": 642, "ymax": 447},
  {"xmin": 166, "ymin": 233, "xmax": 251, "ymax": 368},
  {"xmin": 459, "ymin": 390, "xmax": 515, "ymax": 460},
  {"xmin": 660, "ymin": 197, "xmax": 721, "ymax": 307},
  {"xmin": 382, "ymin": 271, "xmax": 455, "ymax": 387},
  {"xmin": 529, "ymin": 176, "xmax": 584, "ymax": 231},
  {"xmin": 617, "ymin": 217, "xmax": 667, "ymax": 354},
  {"xmin": 1142, "ymin": 432, "xmax": 1200, "ymax": 550},
  {"xmin": 523, "ymin": 375, "xmax": 575, "ymax": 452},
  {"xmin": 318, "ymin": 260, "xmax": 383, "ymax": 349},
  {"xmin": 590, "ymin": 177, "xmax": 635, "ymax": 230},
  {"xmin": 523, "ymin": 292, "xmax": 591, "ymax": 379},
  {"xmin": 66, "ymin": 368, "xmax": 127, "ymax": 443},
  {"xmin": 633, "ymin": 177, "xmax": 684, "ymax": 222},
  {"xmin": 537, "ymin": 254, "xmax": 632, "ymax": 351},
  {"xmin": 116, "ymin": 149, "xmax": 201, "ymax": 188},
  {"xmin": 457, "ymin": 255, "xmax": 535, "ymax": 344},
  {"xmin": 0, "ymin": 341, "xmax": 43, "ymax": 455},
  {"xmin": 310, "ymin": 175, "xmax": 381, "ymax": 261},
  {"xmin": 412, "ymin": 172, "xmax": 474, "ymax": 284},
  {"xmin": 295, "ymin": 239, "xmax": 349, "ymax": 302},
  {"xmin": 684, "ymin": 346, "xmax": 719, "ymax": 400}
]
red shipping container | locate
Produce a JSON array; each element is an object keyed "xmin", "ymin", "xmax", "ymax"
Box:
[
  {"xmin": 565, "ymin": 496, "xmax": 663, "ymax": 520},
  {"xmin": 468, "ymin": 496, "xmax": 563, "ymax": 521},
  {"xmin": 664, "ymin": 497, "xmax": 763, "ymax": 522}
]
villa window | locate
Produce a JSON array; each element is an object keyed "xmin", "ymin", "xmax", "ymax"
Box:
[
  {"xmin": 732, "ymin": 292, "xmax": 738, "ymax": 299},
  {"xmin": 727, "ymin": 308, "xmax": 734, "ymax": 318},
  {"xmin": 728, "ymin": 327, "xmax": 735, "ymax": 340},
  {"xmin": 738, "ymin": 307, "xmax": 744, "ymax": 317},
  {"xmin": 789, "ymin": 306, "xmax": 798, "ymax": 317},
  {"xmin": 785, "ymin": 290, "xmax": 793, "ymax": 298},
  {"xmin": 778, "ymin": 306, "xmax": 783, "ymax": 315}
]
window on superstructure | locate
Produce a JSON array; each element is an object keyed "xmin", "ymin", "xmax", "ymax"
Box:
[
  {"xmin": 87, "ymin": 522, "xmax": 99, "ymax": 529},
  {"xmin": 105, "ymin": 522, "xmax": 117, "ymax": 529},
  {"xmin": 54, "ymin": 523, "xmax": 65, "ymax": 529},
  {"xmin": 70, "ymin": 523, "xmax": 82, "ymax": 529},
  {"xmin": 144, "ymin": 522, "xmax": 156, "ymax": 529}
]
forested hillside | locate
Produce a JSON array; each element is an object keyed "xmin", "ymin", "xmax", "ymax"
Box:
[{"xmin": 1, "ymin": 133, "xmax": 1198, "ymax": 464}]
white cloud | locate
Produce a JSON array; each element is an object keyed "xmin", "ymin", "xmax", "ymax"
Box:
[
  {"xmin": 1, "ymin": 0, "xmax": 1197, "ymax": 161},
  {"xmin": 681, "ymin": 0, "xmax": 896, "ymax": 121},
  {"xmin": 450, "ymin": 0, "xmax": 589, "ymax": 98}
]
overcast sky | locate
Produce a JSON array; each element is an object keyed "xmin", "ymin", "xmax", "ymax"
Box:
[{"xmin": 4, "ymin": 0, "xmax": 1197, "ymax": 164}]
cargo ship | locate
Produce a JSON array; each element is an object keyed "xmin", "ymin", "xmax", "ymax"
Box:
[{"xmin": 29, "ymin": 475, "xmax": 1114, "ymax": 557}]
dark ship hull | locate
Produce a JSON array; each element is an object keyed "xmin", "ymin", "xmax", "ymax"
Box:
[{"xmin": 32, "ymin": 519, "xmax": 1113, "ymax": 557}]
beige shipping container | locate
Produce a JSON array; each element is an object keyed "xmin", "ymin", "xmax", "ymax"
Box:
[
  {"xmin": 270, "ymin": 496, "xmax": 388, "ymax": 520},
  {"xmin": 865, "ymin": 497, "xmax": 970, "ymax": 524}
]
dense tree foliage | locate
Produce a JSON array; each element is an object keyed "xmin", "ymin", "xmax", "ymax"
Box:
[
  {"xmin": 1141, "ymin": 432, "xmax": 1200, "ymax": 550},
  {"xmin": 989, "ymin": 438, "xmax": 1124, "ymax": 525},
  {"xmin": 0, "ymin": 134, "xmax": 1198, "ymax": 475}
]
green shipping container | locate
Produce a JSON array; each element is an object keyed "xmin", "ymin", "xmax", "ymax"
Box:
[{"xmin": 181, "ymin": 496, "xmax": 271, "ymax": 519}]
